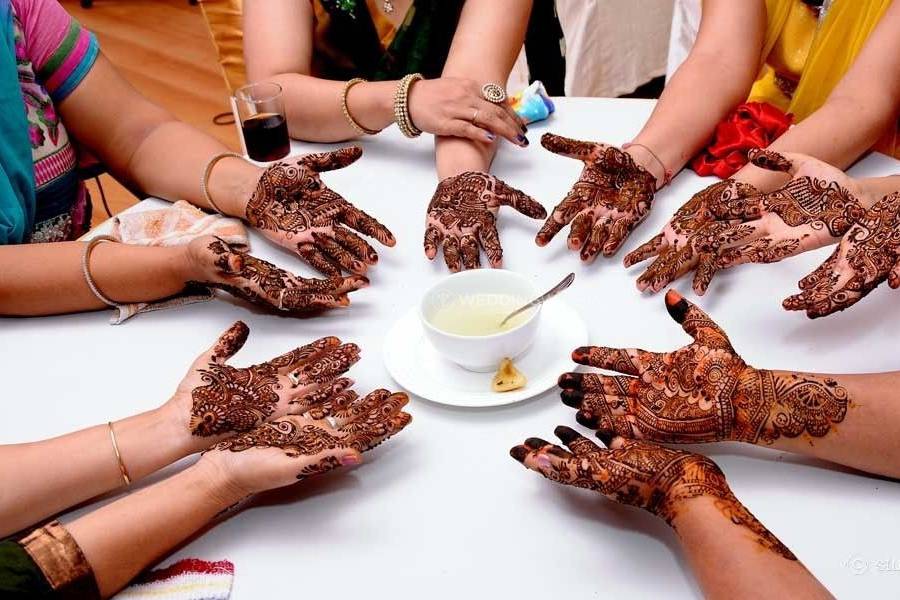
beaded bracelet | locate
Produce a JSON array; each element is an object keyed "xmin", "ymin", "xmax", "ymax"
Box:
[
  {"xmin": 342, "ymin": 78, "xmax": 381, "ymax": 136},
  {"xmin": 393, "ymin": 73, "xmax": 423, "ymax": 138}
]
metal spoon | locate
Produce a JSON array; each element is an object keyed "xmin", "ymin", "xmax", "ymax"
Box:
[{"xmin": 499, "ymin": 272, "xmax": 575, "ymax": 327}]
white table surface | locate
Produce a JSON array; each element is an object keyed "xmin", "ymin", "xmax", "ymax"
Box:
[{"xmin": 3, "ymin": 98, "xmax": 900, "ymax": 598}]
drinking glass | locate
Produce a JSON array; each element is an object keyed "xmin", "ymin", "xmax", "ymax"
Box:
[{"xmin": 234, "ymin": 82, "xmax": 290, "ymax": 162}]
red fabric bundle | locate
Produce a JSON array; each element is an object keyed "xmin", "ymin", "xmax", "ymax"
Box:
[{"xmin": 691, "ymin": 102, "xmax": 794, "ymax": 179}]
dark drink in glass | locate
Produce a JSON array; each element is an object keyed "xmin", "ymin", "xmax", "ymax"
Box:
[
  {"xmin": 234, "ymin": 82, "xmax": 290, "ymax": 162},
  {"xmin": 241, "ymin": 112, "xmax": 290, "ymax": 162}
]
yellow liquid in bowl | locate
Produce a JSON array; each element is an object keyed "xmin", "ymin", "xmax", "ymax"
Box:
[{"xmin": 429, "ymin": 293, "xmax": 533, "ymax": 336}]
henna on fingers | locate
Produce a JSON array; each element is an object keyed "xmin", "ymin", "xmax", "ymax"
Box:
[
  {"xmin": 783, "ymin": 192, "xmax": 900, "ymax": 318},
  {"xmin": 536, "ymin": 133, "xmax": 656, "ymax": 262},
  {"xmin": 559, "ymin": 290, "xmax": 849, "ymax": 446},
  {"xmin": 244, "ymin": 147, "xmax": 395, "ymax": 276},
  {"xmin": 183, "ymin": 323, "xmax": 360, "ymax": 437},
  {"xmin": 189, "ymin": 237, "xmax": 368, "ymax": 313},
  {"xmin": 625, "ymin": 179, "xmax": 761, "ymax": 293},
  {"xmin": 510, "ymin": 428, "xmax": 796, "ymax": 560},
  {"xmin": 424, "ymin": 171, "xmax": 546, "ymax": 271}
]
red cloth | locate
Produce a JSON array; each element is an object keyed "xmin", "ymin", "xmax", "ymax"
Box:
[{"xmin": 691, "ymin": 102, "xmax": 794, "ymax": 179}]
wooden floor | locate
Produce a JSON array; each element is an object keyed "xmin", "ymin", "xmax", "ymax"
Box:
[{"xmin": 61, "ymin": 0, "xmax": 240, "ymax": 224}]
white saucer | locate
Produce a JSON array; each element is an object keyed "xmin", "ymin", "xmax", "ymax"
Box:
[{"xmin": 383, "ymin": 301, "xmax": 588, "ymax": 408}]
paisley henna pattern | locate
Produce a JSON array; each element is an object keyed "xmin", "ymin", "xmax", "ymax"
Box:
[
  {"xmin": 625, "ymin": 180, "xmax": 761, "ymax": 293},
  {"xmin": 511, "ymin": 428, "xmax": 796, "ymax": 560},
  {"xmin": 189, "ymin": 331, "xmax": 360, "ymax": 437},
  {"xmin": 210, "ymin": 321, "xmax": 249, "ymax": 363},
  {"xmin": 213, "ymin": 390, "xmax": 411, "ymax": 458},
  {"xmin": 784, "ymin": 193, "xmax": 900, "ymax": 318},
  {"xmin": 537, "ymin": 133, "xmax": 656, "ymax": 262},
  {"xmin": 297, "ymin": 456, "xmax": 343, "ymax": 480},
  {"xmin": 424, "ymin": 171, "xmax": 546, "ymax": 271},
  {"xmin": 192, "ymin": 238, "xmax": 368, "ymax": 313},
  {"xmin": 245, "ymin": 147, "xmax": 395, "ymax": 276},
  {"xmin": 560, "ymin": 291, "xmax": 849, "ymax": 446}
]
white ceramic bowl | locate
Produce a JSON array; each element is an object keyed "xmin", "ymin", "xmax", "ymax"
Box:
[{"xmin": 420, "ymin": 270, "xmax": 542, "ymax": 372}]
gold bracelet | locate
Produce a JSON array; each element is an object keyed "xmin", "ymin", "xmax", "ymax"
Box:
[
  {"xmin": 342, "ymin": 78, "xmax": 381, "ymax": 136},
  {"xmin": 393, "ymin": 73, "xmax": 423, "ymax": 138},
  {"xmin": 107, "ymin": 421, "xmax": 132, "ymax": 486},
  {"xmin": 201, "ymin": 152, "xmax": 248, "ymax": 215},
  {"xmin": 82, "ymin": 235, "xmax": 125, "ymax": 311}
]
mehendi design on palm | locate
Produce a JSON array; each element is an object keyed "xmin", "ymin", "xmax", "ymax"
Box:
[
  {"xmin": 245, "ymin": 147, "xmax": 395, "ymax": 276},
  {"xmin": 536, "ymin": 133, "xmax": 656, "ymax": 262},
  {"xmin": 423, "ymin": 171, "xmax": 546, "ymax": 271},
  {"xmin": 186, "ymin": 323, "xmax": 360, "ymax": 436},
  {"xmin": 511, "ymin": 427, "xmax": 796, "ymax": 560},
  {"xmin": 213, "ymin": 389, "xmax": 412, "ymax": 479},
  {"xmin": 784, "ymin": 192, "xmax": 900, "ymax": 318},
  {"xmin": 625, "ymin": 179, "xmax": 761, "ymax": 293},
  {"xmin": 559, "ymin": 290, "xmax": 849, "ymax": 446},
  {"xmin": 193, "ymin": 238, "xmax": 368, "ymax": 313}
]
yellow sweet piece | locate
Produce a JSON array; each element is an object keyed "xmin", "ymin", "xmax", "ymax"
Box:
[{"xmin": 492, "ymin": 358, "xmax": 526, "ymax": 392}]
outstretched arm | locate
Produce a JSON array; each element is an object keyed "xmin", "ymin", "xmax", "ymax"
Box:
[
  {"xmin": 560, "ymin": 290, "xmax": 900, "ymax": 478},
  {"xmin": 511, "ymin": 430, "xmax": 833, "ymax": 599}
]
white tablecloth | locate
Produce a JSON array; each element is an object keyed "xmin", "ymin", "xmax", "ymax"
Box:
[{"xmin": 3, "ymin": 98, "xmax": 900, "ymax": 599}]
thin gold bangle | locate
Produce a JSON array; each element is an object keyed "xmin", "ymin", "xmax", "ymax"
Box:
[
  {"xmin": 393, "ymin": 73, "xmax": 423, "ymax": 138},
  {"xmin": 82, "ymin": 235, "xmax": 125, "ymax": 310},
  {"xmin": 342, "ymin": 78, "xmax": 381, "ymax": 136},
  {"xmin": 201, "ymin": 152, "xmax": 248, "ymax": 215},
  {"xmin": 107, "ymin": 421, "xmax": 132, "ymax": 487}
]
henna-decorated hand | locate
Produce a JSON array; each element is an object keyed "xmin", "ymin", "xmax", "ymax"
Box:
[
  {"xmin": 423, "ymin": 171, "xmax": 546, "ymax": 271},
  {"xmin": 535, "ymin": 134, "xmax": 656, "ymax": 262},
  {"xmin": 187, "ymin": 236, "xmax": 368, "ymax": 313},
  {"xmin": 624, "ymin": 179, "xmax": 761, "ymax": 293},
  {"xmin": 558, "ymin": 290, "xmax": 849, "ymax": 445},
  {"xmin": 167, "ymin": 321, "xmax": 361, "ymax": 442},
  {"xmin": 245, "ymin": 147, "xmax": 396, "ymax": 276},
  {"xmin": 202, "ymin": 390, "xmax": 411, "ymax": 495},
  {"xmin": 784, "ymin": 192, "xmax": 900, "ymax": 318},
  {"xmin": 510, "ymin": 428, "xmax": 797, "ymax": 559}
]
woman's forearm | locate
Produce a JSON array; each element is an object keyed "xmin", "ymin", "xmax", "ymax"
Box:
[
  {"xmin": 759, "ymin": 371, "xmax": 900, "ymax": 478},
  {"xmin": 0, "ymin": 242, "xmax": 198, "ymax": 316},
  {"xmin": 66, "ymin": 460, "xmax": 244, "ymax": 598},
  {"xmin": 269, "ymin": 73, "xmax": 397, "ymax": 142},
  {"xmin": 435, "ymin": 135, "xmax": 496, "ymax": 179},
  {"xmin": 672, "ymin": 496, "xmax": 832, "ymax": 599},
  {"xmin": 0, "ymin": 402, "xmax": 206, "ymax": 537}
]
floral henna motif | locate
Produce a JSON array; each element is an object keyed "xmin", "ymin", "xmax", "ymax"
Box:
[
  {"xmin": 245, "ymin": 147, "xmax": 395, "ymax": 276},
  {"xmin": 625, "ymin": 180, "xmax": 761, "ymax": 293},
  {"xmin": 537, "ymin": 133, "xmax": 656, "ymax": 262},
  {"xmin": 423, "ymin": 171, "xmax": 545, "ymax": 271},
  {"xmin": 783, "ymin": 192, "xmax": 900, "ymax": 318},
  {"xmin": 188, "ymin": 331, "xmax": 360, "ymax": 437},
  {"xmin": 192, "ymin": 238, "xmax": 368, "ymax": 313},
  {"xmin": 560, "ymin": 290, "xmax": 849, "ymax": 446},
  {"xmin": 511, "ymin": 428, "xmax": 796, "ymax": 560}
]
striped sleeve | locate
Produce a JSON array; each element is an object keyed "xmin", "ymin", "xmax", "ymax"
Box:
[{"xmin": 14, "ymin": 0, "xmax": 99, "ymax": 102}]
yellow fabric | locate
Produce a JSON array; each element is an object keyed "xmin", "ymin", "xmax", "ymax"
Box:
[
  {"xmin": 749, "ymin": 0, "xmax": 897, "ymax": 157},
  {"xmin": 199, "ymin": 0, "xmax": 246, "ymax": 93}
]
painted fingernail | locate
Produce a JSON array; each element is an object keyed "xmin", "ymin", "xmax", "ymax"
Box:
[
  {"xmin": 558, "ymin": 372, "xmax": 583, "ymax": 389},
  {"xmin": 560, "ymin": 389, "xmax": 584, "ymax": 408},
  {"xmin": 517, "ymin": 134, "xmax": 530, "ymax": 146},
  {"xmin": 596, "ymin": 430, "xmax": 614, "ymax": 447},
  {"xmin": 664, "ymin": 289, "xmax": 689, "ymax": 323},
  {"xmin": 576, "ymin": 410, "xmax": 599, "ymax": 428},
  {"xmin": 341, "ymin": 454, "xmax": 362, "ymax": 466},
  {"xmin": 510, "ymin": 446, "xmax": 528, "ymax": 463},
  {"xmin": 486, "ymin": 132, "xmax": 497, "ymax": 141},
  {"xmin": 555, "ymin": 425, "xmax": 580, "ymax": 444},
  {"xmin": 524, "ymin": 437, "xmax": 549, "ymax": 450}
]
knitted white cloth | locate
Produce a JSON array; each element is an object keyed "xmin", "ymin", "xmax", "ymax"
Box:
[{"xmin": 113, "ymin": 558, "xmax": 234, "ymax": 600}]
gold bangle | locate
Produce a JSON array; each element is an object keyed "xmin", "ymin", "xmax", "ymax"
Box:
[
  {"xmin": 342, "ymin": 78, "xmax": 381, "ymax": 136},
  {"xmin": 393, "ymin": 73, "xmax": 423, "ymax": 138},
  {"xmin": 107, "ymin": 421, "xmax": 131, "ymax": 487},
  {"xmin": 82, "ymin": 235, "xmax": 125, "ymax": 310},
  {"xmin": 201, "ymin": 152, "xmax": 248, "ymax": 215}
]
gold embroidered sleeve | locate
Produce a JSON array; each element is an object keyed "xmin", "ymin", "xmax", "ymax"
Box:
[{"xmin": 19, "ymin": 521, "xmax": 99, "ymax": 599}]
